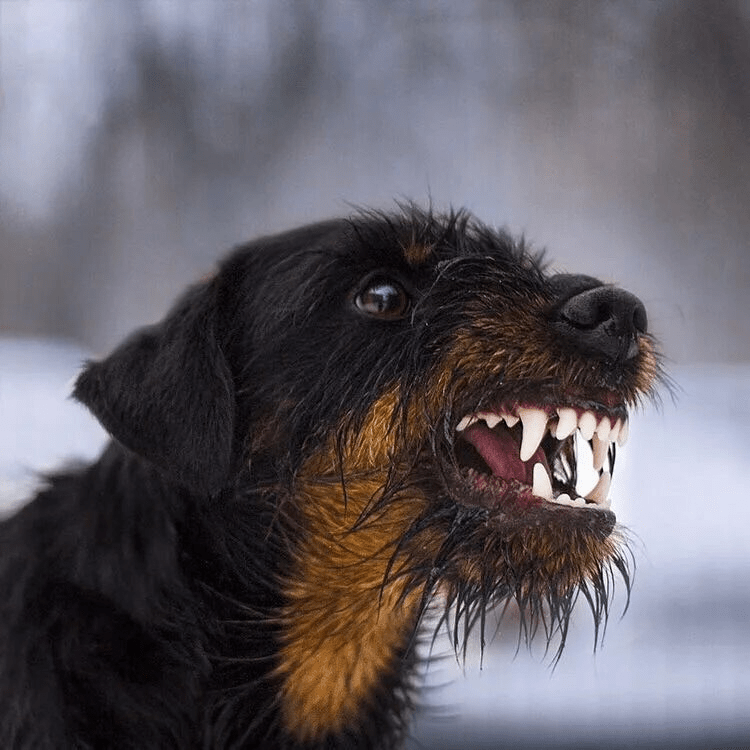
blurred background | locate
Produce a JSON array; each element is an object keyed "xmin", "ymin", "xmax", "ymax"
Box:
[{"xmin": 1, "ymin": 1, "xmax": 749, "ymax": 748}]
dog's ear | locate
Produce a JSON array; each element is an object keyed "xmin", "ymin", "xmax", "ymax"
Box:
[{"xmin": 74, "ymin": 280, "xmax": 234, "ymax": 495}]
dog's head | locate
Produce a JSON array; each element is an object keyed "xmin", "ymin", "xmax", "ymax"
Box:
[{"xmin": 74, "ymin": 206, "xmax": 662, "ymax": 654}]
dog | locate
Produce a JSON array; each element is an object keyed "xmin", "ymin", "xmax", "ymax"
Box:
[{"xmin": 0, "ymin": 206, "xmax": 661, "ymax": 749}]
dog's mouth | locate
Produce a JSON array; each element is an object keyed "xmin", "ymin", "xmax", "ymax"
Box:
[{"xmin": 448, "ymin": 394, "xmax": 628, "ymax": 518}]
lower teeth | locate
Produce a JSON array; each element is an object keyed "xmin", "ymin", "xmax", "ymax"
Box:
[
  {"xmin": 549, "ymin": 493, "xmax": 582, "ymax": 506},
  {"xmin": 465, "ymin": 468, "xmax": 611, "ymax": 510}
]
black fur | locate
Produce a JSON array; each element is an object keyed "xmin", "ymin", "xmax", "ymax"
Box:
[{"xmin": 0, "ymin": 207, "xmax": 661, "ymax": 749}]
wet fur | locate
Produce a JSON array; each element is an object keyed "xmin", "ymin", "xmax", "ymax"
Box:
[{"xmin": 0, "ymin": 206, "xmax": 661, "ymax": 749}]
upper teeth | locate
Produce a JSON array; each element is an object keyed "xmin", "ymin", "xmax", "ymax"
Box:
[
  {"xmin": 456, "ymin": 406, "xmax": 627, "ymax": 509},
  {"xmin": 578, "ymin": 411, "xmax": 597, "ymax": 441},
  {"xmin": 477, "ymin": 412, "xmax": 502, "ymax": 429},
  {"xmin": 518, "ymin": 407, "xmax": 549, "ymax": 462},
  {"xmin": 457, "ymin": 411, "xmax": 517, "ymax": 432},
  {"xmin": 555, "ymin": 407, "xmax": 577, "ymax": 439}
]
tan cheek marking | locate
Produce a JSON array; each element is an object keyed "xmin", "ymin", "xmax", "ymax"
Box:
[
  {"xmin": 303, "ymin": 388, "xmax": 428, "ymax": 476},
  {"xmin": 442, "ymin": 307, "xmax": 569, "ymax": 385}
]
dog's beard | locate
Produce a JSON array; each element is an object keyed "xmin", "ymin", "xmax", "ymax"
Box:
[
  {"xmin": 374, "ymin": 479, "xmax": 633, "ymax": 664},
  {"xmin": 347, "ymin": 393, "xmax": 639, "ymax": 665}
]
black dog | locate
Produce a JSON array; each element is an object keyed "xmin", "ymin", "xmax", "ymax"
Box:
[{"xmin": 0, "ymin": 207, "xmax": 661, "ymax": 749}]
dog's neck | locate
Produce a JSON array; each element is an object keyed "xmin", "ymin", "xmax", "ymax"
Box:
[
  {"xmin": 275, "ymin": 474, "xmax": 425, "ymax": 745},
  {"xmin": 70, "ymin": 443, "xmax": 187, "ymax": 617},
  {"xmin": 257, "ymin": 397, "xmax": 433, "ymax": 744},
  {"xmin": 76, "ymin": 440, "xmax": 427, "ymax": 746},
  {"xmin": 168, "ymin": 457, "xmax": 425, "ymax": 747}
]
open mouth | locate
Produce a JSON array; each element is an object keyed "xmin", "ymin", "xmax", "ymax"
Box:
[{"xmin": 451, "ymin": 400, "xmax": 629, "ymax": 514}]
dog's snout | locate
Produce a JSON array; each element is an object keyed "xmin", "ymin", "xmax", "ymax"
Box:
[{"xmin": 551, "ymin": 277, "xmax": 647, "ymax": 363}]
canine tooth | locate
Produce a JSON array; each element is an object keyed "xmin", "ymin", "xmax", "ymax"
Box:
[
  {"xmin": 457, "ymin": 415, "xmax": 478, "ymax": 432},
  {"xmin": 532, "ymin": 462, "xmax": 553, "ymax": 500},
  {"xmin": 477, "ymin": 412, "xmax": 502, "ymax": 429},
  {"xmin": 578, "ymin": 411, "xmax": 597, "ymax": 441},
  {"xmin": 585, "ymin": 471, "xmax": 611, "ymax": 505},
  {"xmin": 592, "ymin": 434, "xmax": 609, "ymax": 471},
  {"xmin": 555, "ymin": 407, "xmax": 577, "ymax": 439},
  {"xmin": 616, "ymin": 418, "xmax": 629, "ymax": 446},
  {"xmin": 596, "ymin": 416, "xmax": 611, "ymax": 441},
  {"xmin": 501, "ymin": 413, "xmax": 519, "ymax": 427},
  {"xmin": 518, "ymin": 408, "xmax": 548, "ymax": 462}
]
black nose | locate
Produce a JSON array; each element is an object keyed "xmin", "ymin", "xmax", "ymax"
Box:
[{"xmin": 550, "ymin": 276, "xmax": 647, "ymax": 362}]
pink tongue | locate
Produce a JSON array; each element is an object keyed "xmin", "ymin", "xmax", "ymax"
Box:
[{"xmin": 462, "ymin": 423, "xmax": 546, "ymax": 484}]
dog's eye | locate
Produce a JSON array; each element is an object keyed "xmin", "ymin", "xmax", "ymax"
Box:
[{"xmin": 354, "ymin": 277, "xmax": 410, "ymax": 319}]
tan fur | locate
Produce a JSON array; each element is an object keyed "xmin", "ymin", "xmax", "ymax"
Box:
[
  {"xmin": 442, "ymin": 308, "xmax": 660, "ymax": 404},
  {"xmin": 402, "ymin": 243, "xmax": 433, "ymax": 267},
  {"xmin": 277, "ymin": 392, "xmax": 428, "ymax": 743},
  {"xmin": 275, "ymin": 313, "xmax": 658, "ymax": 741}
]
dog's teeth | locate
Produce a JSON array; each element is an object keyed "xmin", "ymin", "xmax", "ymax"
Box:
[
  {"xmin": 609, "ymin": 418, "xmax": 622, "ymax": 444},
  {"xmin": 561, "ymin": 493, "xmax": 585, "ymax": 507},
  {"xmin": 456, "ymin": 415, "xmax": 478, "ymax": 432},
  {"xmin": 578, "ymin": 411, "xmax": 597, "ymax": 441},
  {"xmin": 585, "ymin": 471, "xmax": 611, "ymax": 506},
  {"xmin": 592, "ymin": 434, "xmax": 609, "ymax": 471},
  {"xmin": 532, "ymin": 462, "xmax": 554, "ymax": 500},
  {"xmin": 518, "ymin": 407, "xmax": 548, "ymax": 462},
  {"xmin": 595, "ymin": 416, "xmax": 611, "ymax": 441},
  {"xmin": 555, "ymin": 407, "xmax": 577, "ymax": 439},
  {"xmin": 616, "ymin": 418, "xmax": 629, "ymax": 446},
  {"xmin": 478, "ymin": 412, "xmax": 502, "ymax": 429},
  {"xmin": 501, "ymin": 412, "xmax": 519, "ymax": 427},
  {"xmin": 550, "ymin": 492, "xmax": 580, "ymax": 507}
]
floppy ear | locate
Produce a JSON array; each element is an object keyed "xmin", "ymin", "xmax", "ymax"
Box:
[{"xmin": 74, "ymin": 280, "xmax": 235, "ymax": 495}]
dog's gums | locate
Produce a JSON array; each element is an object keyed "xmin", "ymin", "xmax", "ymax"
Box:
[{"xmin": 0, "ymin": 205, "xmax": 663, "ymax": 750}]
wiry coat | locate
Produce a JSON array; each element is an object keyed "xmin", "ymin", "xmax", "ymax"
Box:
[{"xmin": 0, "ymin": 207, "xmax": 661, "ymax": 749}]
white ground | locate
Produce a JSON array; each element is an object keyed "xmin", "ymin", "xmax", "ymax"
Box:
[{"xmin": 2, "ymin": 339, "xmax": 748, "ymax": 748}]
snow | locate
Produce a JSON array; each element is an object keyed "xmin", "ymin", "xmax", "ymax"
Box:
[
  {"xmin": 0, "ymin": 338, "xmax": 106, "ymax": 513},
  {"xmin": 1, "ymin": 338, "xmax": 748, "ymax": 746}
]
